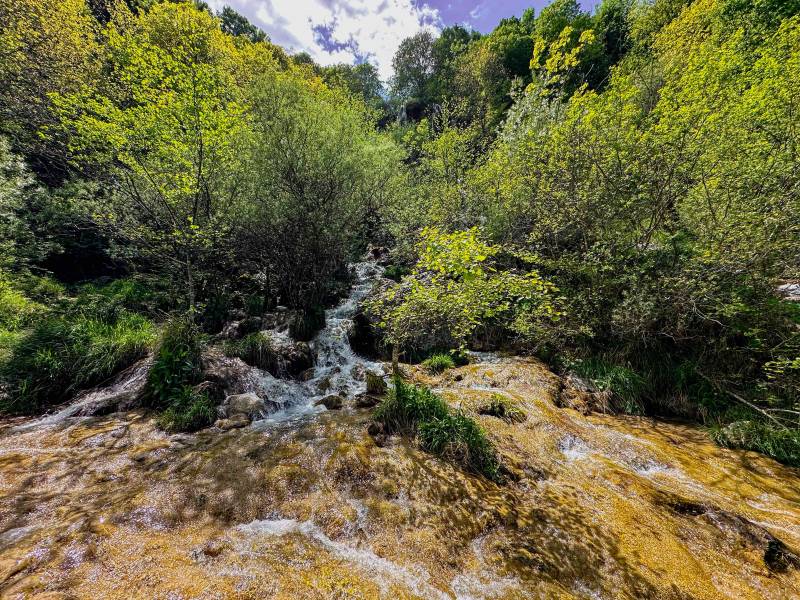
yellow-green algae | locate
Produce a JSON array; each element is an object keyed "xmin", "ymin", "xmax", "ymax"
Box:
[{"xmin": 0, "ymin": 357, "xmax": 797, "ymax": 599}]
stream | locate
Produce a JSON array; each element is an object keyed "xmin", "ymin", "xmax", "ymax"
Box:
[{"xmin": 0, "ymin": 263, "xmax": 799, "ymax": 599}]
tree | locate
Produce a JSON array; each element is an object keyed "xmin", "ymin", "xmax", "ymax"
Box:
[
  {"xmin": 0, "ymin": 0, "xmax": 100, "ymax": 183},
  {"xmin": 367, "ymin": 228, "xmax": 560, "ymax": 370},
  {"xmin": 54, "ymin": 3, "xmax": 248, "ymax": 312},
  {"xmin": 391, "ymin": 31, "xmax": 437, "ymax": 104},
  {"xmin": 218, "ymin": 6, "xmax": 268, "ymax": 43}
]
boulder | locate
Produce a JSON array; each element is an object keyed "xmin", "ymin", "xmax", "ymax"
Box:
[
  {"xmin": 315, "ymin": 394, "xmax": 344, "ymax": 410},
  {"xmin": 214, "ymin": 414, "xmax": 250, "ymax": 431},
  {"xmin": 220, "ymin": 317, "xmax": 263, "ymax": 340},
  {"xmin": 355, "ymin": 393, "xmax": 381, "ymax": 409},
  {"xmin": 219, "ymin": 393, "xmax": 266, "ymax": 420},
  {"xmin": 266, "ymin": 333, "xmax": 313, "ymax": 378},
  {"xmin": 201, "ymin": 348, "xmax": 254, "ymax": 396}
]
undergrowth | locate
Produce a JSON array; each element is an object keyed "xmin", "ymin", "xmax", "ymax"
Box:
[
  {"xmin": 569, "ymin": 357, "xmax": 646, "ymax": 415},
  {"xmin": 375, "ymin": 378, "xmax": 502, "ymax": 481},
  {"xmin": 146, "ymin": 316, "xmax": 215, "ymax": 432}
]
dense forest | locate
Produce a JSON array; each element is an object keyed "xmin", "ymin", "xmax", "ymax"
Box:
[{"xmin": 0, "ymin": 0, "xmax": 798, "ymax": 468}]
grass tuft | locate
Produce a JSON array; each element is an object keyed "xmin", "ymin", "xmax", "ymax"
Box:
[
  {"xmin": 375, "ymin": 378, "xmax": 502, "ymax": 481},
  {"xmin": 224, "ymin": 332, "xmax": 276, "ymax": 372},
  {"xmin": 157, "ymin": 386, "xmax": 216, "ymax": 433},
  {"xmin": 710, "ymin": 419, "xmax": 800, "ymax": 467},
  {"xmin": 477, "ymin": 394, "xmax": 527, "ymax": 423},
  {"xmin": 1, "ymin": 311, "xmax": 155, "ymax": 413},
  {"xmin": 422, "ymin": 352, "xmax": 456, "ymax": 374},
  {"xmin": 570, "ymin": 357, "xmax": 646, "ymax": 414}
]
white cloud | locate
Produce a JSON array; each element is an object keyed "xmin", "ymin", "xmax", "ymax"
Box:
[{"xmin": 207, "ymin": 0, "xmax": 442, "ymax": 81}]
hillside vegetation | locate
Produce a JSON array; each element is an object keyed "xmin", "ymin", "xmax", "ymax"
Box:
[{"xmin": 0, "ymin": 0, "xmax": 797, "ymax": 464}]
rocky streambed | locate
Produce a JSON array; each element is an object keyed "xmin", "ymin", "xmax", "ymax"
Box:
[{"xmin": 0, "ymin": 354, "xmax": 799, "ymax": 599}]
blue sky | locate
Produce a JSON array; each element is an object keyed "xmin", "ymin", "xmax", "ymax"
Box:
[{"xmin": 207, "ymin": 1, "xmax": 595, "ymax": 80}]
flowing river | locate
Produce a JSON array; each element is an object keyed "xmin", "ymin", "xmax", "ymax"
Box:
[{"xmin": 0, "ymin": 264, "xmax": 799, "ymax": 599}]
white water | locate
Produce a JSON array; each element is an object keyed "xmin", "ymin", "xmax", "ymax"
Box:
[{"xmin": 251, "ymin": 261, "xmax": 386, "ymax": 428}]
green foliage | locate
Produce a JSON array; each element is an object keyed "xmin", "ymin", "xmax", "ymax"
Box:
[
  {"xmin": 224, "ymin": 332, "xmax": 274, "ymax": 371},
  {"xmin": 422, "ymin": 353, "xmax": 456, "ymax": 374},
  {"xmin": 157, "ymin": 386, "xmax": 216, "ymax": 433},
  {"xmin": 710, "ymin": 420, "xmax": 800, "ymax": 467},
  {"xmin": 477, "ymin": 394, "xmax": 527, "ymax": 424},
  {"xmin": 367, "ymin": 228, "xmax": 561, "ymax": 354},
  {"xmin": 569, "ymin": 358, "xmax": 646, "ymax": 415},
  {"xmin": 1, "ymin": 310, "xmax": 155, "ymax": 413},
  {"xmin": 375, "ymin": 379, "xmax": 502, "ymax": 481},
  {"xmin": 146, "ymin": 316, "xmax": 204, "ymax": 409}
]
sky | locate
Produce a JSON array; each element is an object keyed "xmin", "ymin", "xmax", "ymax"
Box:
[{"xmin": 206, "ymin": 1, "xmax": 594, "ymax": 81}]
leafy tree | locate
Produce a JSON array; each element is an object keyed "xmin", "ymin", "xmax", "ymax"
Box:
[
  {"xmin": 54, "ymin": 2, "xmax": 248, "ymax": 311},
  {"xmin": 218, "ymin": 5, "xmax": 268, "ymax": 43},
  {"xmin": 391, "ymin": 31, "xmax": 437, "ymax": 104},
  {"xmin": 367, "ymin": 228, "xmax": 560, "ymax": 368}
]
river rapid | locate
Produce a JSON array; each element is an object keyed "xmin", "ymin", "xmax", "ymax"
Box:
[{"xmin": 0, "ymin": 264, "xmax": 798, "ymax": 599}]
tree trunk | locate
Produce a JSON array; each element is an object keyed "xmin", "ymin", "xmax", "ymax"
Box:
[{"xmin": 391, "ymin": 343, "xmax": 400, "ymax": 379}]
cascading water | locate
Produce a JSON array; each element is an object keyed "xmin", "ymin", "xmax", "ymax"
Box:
[{"xmin": 250, "ymin": 261, "xmax": 386, "ymax": 427}]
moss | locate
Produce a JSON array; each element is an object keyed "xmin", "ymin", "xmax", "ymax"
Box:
[
  {"xmin": 477, "ymin": 394, "xmax": 527, "ymax": 424},
  {"xmin": 375, "ymin": 379, "xmax": 502, "ymax": 481}
]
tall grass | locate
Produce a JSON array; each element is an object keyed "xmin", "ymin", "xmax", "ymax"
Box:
[
  {"xmin": 710, "ymin": 418, "xmax": 800, "ymax": 467},
  {"xmin": 422, "ymin": 352, "xmax": 456, "ymax": 374},
  {"xmin": 375, "ymin": 379, "xmax": 502, "ymax": 481},
  {"xmin": 146, "ymin": 316, "xmax": 214, "ymax": 432},
  {"xmin": 1, "ymin": 311, "xmax": 155, "ymax": 413},
  {"xmin": 570, "ymin": 357, "xmax": 646, "ymax": 414}
]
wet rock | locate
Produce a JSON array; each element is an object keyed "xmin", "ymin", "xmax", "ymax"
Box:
[
  {"xmin": 298, "ymin": 368, "xmax": 316, "ymax": 382},
  {"xmin": 355, "ymin": 393, "xmax": 381, "ymax": 409},
  {"xmin": 220, "ymin": 316, "xmax": 263, "ymax": 340},
  {"xmin": 315, "ymin": 394, "xmax": 343, "ymax": 410},
  {"xmin": 214, "ymin": 414, "xmax": 250, "ymax": 431},
  {"xmin": 365, "ymin": 370, "xmax": 387, "ymax": 396},
  {"xmin": 367, "ymin": 421, "xmax": 384, "ymax": 437},
  {"xmin": 765, "ymin": 539, "xmax": 800, "ymax": 572},
  {"xmin": 266, "ymin": 333, "xmax": 313, "ymax": 378},
  {"xmin": 220, "ymin": 393, "xmax": 266, "ymax": 420},
  {"xmin": 350, "ymin": 363, "xmax": 366, "ymax": 382},
  {"xmin": 201, "ymin": 348, "xmax": 253, "ymax": 396}
]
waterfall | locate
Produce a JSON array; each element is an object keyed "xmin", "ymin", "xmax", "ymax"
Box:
[{"xmin": 250, "ymin": 261, "xmax": 386, "ymax": 427}]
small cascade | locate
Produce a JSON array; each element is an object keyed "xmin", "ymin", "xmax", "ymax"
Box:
[{"xmin": 250, "ymin": 261, "xmax": 385, "ymax": 427}]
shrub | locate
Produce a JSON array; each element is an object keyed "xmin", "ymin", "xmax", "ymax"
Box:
[
  {"xmin": 710, "ymin": 420, "xmax": 800, "ymax": 468},
  {"xmin": 146, "ymin": 316, "xmax": 216, "ymax": 432},
  {"xmin": 156, "ymin": 386, "xmax": 216, "ymax": 433},
  {"xmin": 477, "ymin": 394, "xmax": 527, "ymax": 424},
  {"xmin": 422, "ymin": 352, "xmax": 456, "ymax": 374},
  {"xmin": 290, "ymin": 306, "xmax": 326, "ymax": 341},
  {"xmin": 146, "ymin": 316, "xmax": 204, "ymax": 409},
  {"xmin": 375, "ymin": 379, "xmax": 502, "ymax": 481},
  {"xmin": 1, "ymin": 311, "xmax": 155, "ymax": 413},
  {"xmin": 570, "ymin": 357, "xmax": 646, "ymax": 415},
  {"xmin": 383, "ymin": 264, "xmax": 411, "ymax": 282}
]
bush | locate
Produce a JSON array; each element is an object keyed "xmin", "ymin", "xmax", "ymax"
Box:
[
  {"xmin": 422, "ymin": 352, "xmax": 456, "ymax": 374},
  {"xmin": 290, "ymin": 306, "xmax": 326, "ymax": 342},
  {"xmin": 477, "ymin": 394, "xmax": 526, "ymax": 424},
  {"xmin": 1, "ymin": 311, "xmax": 155, "ymax": 413},
  {"xmin": 710, "ymin": 420, "xmax": 800, "ymax": 468},
  {"xmin": 570, "ymin": 357, "xmax": 646, "ymax": 415},
  {"xmin": 156, "ymin": 386, "xmax": 216, "ymax": 433},
  {"xmin": 146, "ymin": 316, "xmax": 204, "ymax": 409},
  {"xmin": 146, "ymin": 316, "xmax": 215, "ymax": 432},
  {"xmin": 375, "ymin": 379, "xmax": 502, "ymax": 481}
]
